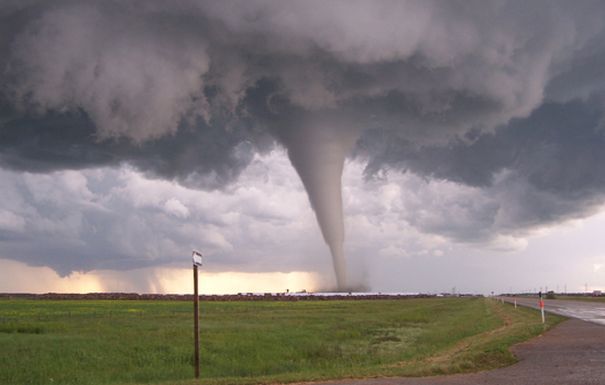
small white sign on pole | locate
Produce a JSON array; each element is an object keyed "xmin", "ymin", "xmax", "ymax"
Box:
[{"xmin": 192, "ymin": 250, "xmax": 203, "ymax": 266}]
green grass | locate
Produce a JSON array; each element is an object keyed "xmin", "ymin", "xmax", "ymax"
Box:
[
  {"xmin": 552, "ymin": 295, "xmax": 605, "ymax": 303},
  {"xmin": 0, "ymin": 298, "xmax": 563, "ymax": 385}
]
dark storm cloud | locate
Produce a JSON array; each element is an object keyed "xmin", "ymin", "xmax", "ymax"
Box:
[
  {"xmin": 360, "ymin": 100, "xmax": 605, "ymax": 191},
  {"xmin": 0, "ymin": 103, "xmax": 259, "ymax": 189},
  {"xmin": 2, "ymin": 0, "xmax": 605, "ymax": 275},
  {"xmin": 4, "ymin": 1, "xmax": 604, "ymax": 145},
  {"xmin": 359, "ymin": 99, "xmax": 605, "ymax": 238}
]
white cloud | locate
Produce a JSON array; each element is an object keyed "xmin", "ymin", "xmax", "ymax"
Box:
[
  {"xmin": 7, "ymin": 3, "xmax": 210, "ymax": 141},
  {"xmin": 0, "ymin": 150, "xmax": 325, "ymax": 279},
  {"xmin": 0, "ymin": 210, "xmax": 25, "ymax": 233},
  {"xmin": 2, "ymin": 146, "xmax": 605, "ymax": 293},
  {"xmin": 163, "ymin": 198, "xmax": 190, "ymax": 219}
]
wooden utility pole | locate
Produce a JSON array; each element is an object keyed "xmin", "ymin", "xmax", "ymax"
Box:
[
  {"xmin": 193, "ymin": 264, "xmax": 200, "ymax": 379},
  {"xmin": 192, "ymin": 250, "xmax": 203, "ymax": 379}
]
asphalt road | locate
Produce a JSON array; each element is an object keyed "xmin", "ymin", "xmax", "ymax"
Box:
[{"xmin": 501, "ymin": 296, "xmax": 605, "ymax": 326}]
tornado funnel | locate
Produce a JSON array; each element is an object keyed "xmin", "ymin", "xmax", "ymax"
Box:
[{"xmin": 279, "ymin": 124, "xmax": 358, "ymax": 290}]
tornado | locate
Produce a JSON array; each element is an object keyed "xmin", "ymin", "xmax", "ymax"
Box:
[{"xmin": 278, "ymin": 123, "xmax": 359, "ymax": 290}]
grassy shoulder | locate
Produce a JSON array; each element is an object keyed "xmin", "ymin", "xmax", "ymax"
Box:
[
  {"xmin": 0, "ymin": 297, "xmax": 563, "ymax": 385},
  {"xmin": 551, "ymin": 295, "xmax": 605, "ymax": 303},
  {"xmin": 382, "ymin": 299, "xmax": 564, "ymax": 377}
]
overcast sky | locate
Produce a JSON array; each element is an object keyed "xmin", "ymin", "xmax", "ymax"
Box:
[{"xmin": 1, "ymin": 0, "xmax": 605, "ymax": 294}]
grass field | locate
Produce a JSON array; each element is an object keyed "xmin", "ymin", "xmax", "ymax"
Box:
[
  {"xmin": 551, "ymin": 295, "xmax": 605, "ymax": 303},
  {"xmin": 0, "ymin": 297, "xmax": 563, "ymax": 385}
]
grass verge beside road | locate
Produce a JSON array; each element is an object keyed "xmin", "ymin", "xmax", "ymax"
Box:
[
  {"xmin": 0, "ymin": 297, "xmax": 563, "ymax": 385},
  {"xmin": 551, "ymin": 295, "xmax": 605, "ymax": 303}
]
